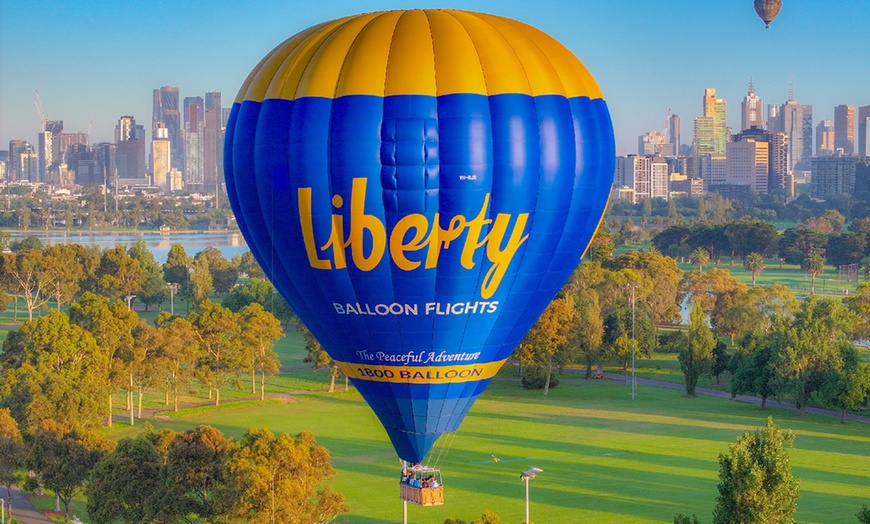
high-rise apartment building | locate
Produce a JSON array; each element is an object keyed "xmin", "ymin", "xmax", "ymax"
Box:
[
  {"xmin": 152, "ymin": 123, "xmax": 171, "ymax": 190},
  {"xmin": 204, "ymin": 92, "xmax": 222, "ymax": 192},
  {"xmin": 769, "ymin": 132, "xmax": 791, "ymax": 195},
  {"xmin": 811, "ymin": 154, "xmax": 858, "ymax": 198},
  {"xmin": 769, "ymin": 83, "xmax": 812, "ymax": 170},
  {"xmin": 726, "ymin": 139, "xmax": 769, "ymax": 193},
  {"xmin": 816, "ymin": 120, "xmax": 835, "ymax": 156},
  {"xmin": 698, "ymin": 154, "xmax": 727, "ymax": 189},
  {"xmin": 184, "ymin": 96, "xmax": 205, "ymax": 188},
  {"xmin": 669, "ymin": 114, "xmax": 680, "ymax": 154},
  {"xmin": 693, "ymin": 116, "xmax": 715, "ymax": 157},
  {"xmin": 859, "ymin": 105, "xmax": 870, "ymax": 157},
  {"xmin": 741, "ymin": 79, "xmax": 765, "ymax": 131},
  {"xmin": 115, "ymin": 115, "xmax": 147, "ymax": 182},
  {"xmin": 37, "ymin": 131, "xmax": 53, "ymax": 182},
  {"xmin": 8, "ymin": 140, "xmax": 37, "ymax": 182},
  {"xmin": 614, "ymin": 155, "xmax": 668, "ymax": 204},
  {"xmin": 834, "ymin": 104, "xmax": 855, "ymax": 155},
  {"xmin": 153, "ymin": 86, "xmax": 182, "ymax": 169}
]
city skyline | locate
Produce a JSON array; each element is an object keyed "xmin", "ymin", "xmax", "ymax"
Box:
[{"xmin": 2, "ymin": 0, "xmax": 869, "ymax": 155}]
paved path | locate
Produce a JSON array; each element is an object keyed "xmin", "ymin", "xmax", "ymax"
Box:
[{"xmin": 4, "ymin": 485, "xmax": 56, "ymax": 524}]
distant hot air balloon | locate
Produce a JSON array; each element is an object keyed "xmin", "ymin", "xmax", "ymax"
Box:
[
  {"xmin": 224, "ymin": 9, "xmax": 614, "ymax": 467},
  {"xmin": 754, "ymin": 0, "xmax": 782, "ymax": 28}
]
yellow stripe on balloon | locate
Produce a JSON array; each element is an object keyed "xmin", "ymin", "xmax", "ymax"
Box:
[
  {"xmin": 237, "ymin": 9, "xmax": 605, "ymax": 102},
  {"xmin": 335, "ymin": 359, "xmax": 508, "ymax": 384}
]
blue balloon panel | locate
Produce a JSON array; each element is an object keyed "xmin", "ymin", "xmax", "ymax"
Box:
[{"xmin": 226, "ymin": 92, "xmax": 614, "ymax": 462}]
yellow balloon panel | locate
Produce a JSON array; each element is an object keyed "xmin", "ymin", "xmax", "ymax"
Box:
[{"xmin": 237, "ymin": 9, "xmax": 604, "ymax": 102}]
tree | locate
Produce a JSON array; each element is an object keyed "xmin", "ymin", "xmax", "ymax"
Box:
[
  {"xmin": 300, "ymin": 321, "xmax": 342, "ymax": 393},
  {"xmin": 163, "ymin": 244, "xmax": 192, "ymax": 286},
  {"xmin": 517, "ymin": 296, "xmax": 577, "ymax": 394},
  {"xmin": 1, "ymin": 249, "xmax": 54, "ymax": 321},
  {"xmin": 711, "ymin": 340, "xmax": 730, "ymax": 385},
  {"xmin": 69, "ymin": 292, "xmax": 139, "ymax": 427},
  {"xmin": 778, "ymin": 227, "xmax": 827, "ymax": 265},
  {"xmin": 42, "ymin": 244, "xmax": 87, "ymax": 311},
  {"xmin": 673, "ymin": 515, "xmax": 700, "ymax": 524},
  {"xmin": 0, "ymin": 408, "xmax": 23, "ymax": 499},
  {"xmin": 222, "ymin": 279, "xmax": 294, "ymax": 324},
  {"xmin": 160, "ymin": 425, "xmax": 236, "ymax": 524},
  {"xmin": 471, "ymin": 510, "xmax": 504, "ymax": 524},
  {"xmin": 87, "ymin": 437, "xmax": 164, "ymax": 524},
  {"xmin": 603, "ymin": 305, "xmax": 657, "ymax": 370},
  {"xmin": 0, "ymin": 311, "xmax": 108, "ymax": 431},
  {"xmin": 574, "ymin": 288, "xmax": 605, "ymax": 378},
  {"xmin": 771, "ymin": 298, "xmax": 856, "ymax": 413},
  {"xmin": 87, "ymin": 245, "xmax": 145, "ymax": 301},
  {"xmin": 221, "ymin": 428, "xmax": 349, "ymax": 524},
  {"xmin": 154, "ymin": 313, "xmax": 200, "ymax": 411},
  {"xmin": 604, "ymin": 250, "xmax": 683, "ymax": 325},
  {"xmin": 189, "ymin": 300, "xmax": 243, "ymax": 406},
  {"xmin": 678, "ymin": 302, "xmax": 715, "ymax": 396},
  {"xmin": 196, "ymin": 247, "xmax": 238, "ymax": 295},
  {"xmin": 743, "ymin": 252, "xmax": 765, "ymax": 287},
  {"xmin": 28, "ymin": 423, "xmax": 114, "ymax": 524},
  {"xmin": 234, "ymin": 250, "xmax": 266, "ymax": 280},
  {"xmin": 128, "ymin": 239, "xmax": 168, "ymax": 311},
  {"xmin": 730, "ymin": 334, "xmax": 779, "ymax": 408},
  {"xmin": 690, "ymin": 247, "xmax": 710, "ymax": 272},
  {"xmin": 712, "ymin": 418, "xmax": 799, "ymax": 524},
  {"xmin": 858, "ymin": 505, "xmax": 870, "ymax": 524},
  {"xmin": 826, "ymin": 232, "xmax": 867, "ymax": 268},
  {"xmin": 238, "ymin": 303, "xmax": 283, "ymax": 399},
  {"xmin": 189, "ymin": 255, "xmax": 214, "ymax": 308},
  {"xmin": 817, "ymin": 344, "xmax": 870, "ymax": 423}
]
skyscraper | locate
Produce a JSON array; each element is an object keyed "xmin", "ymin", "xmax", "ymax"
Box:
[
  {"xmin": 152, "ymin": 123, "xmax": 171, "ymax": 190},
  {"xmin": 702, "ymin": 88, "xmax": 728, "ymax": 154},
  {"xmin": 741, "ymin": 79, "xmax": 765, "ymax": 131},
  {"xmin": 834, "ymin": 104, "xmax": 855, "ymax": 155},
  {"xmin": 669, "ymin": 114, "xmax": 680, "ymax": 154},
  {"xmin": 184, "ymin": 96, "xmax": 204, "ymax": 188},
  {"xmin": 816, "ymin": 120, "xmax": 834, "ymax": 156},
  {"xmin": 115, "ymin": 115, "xmax": 147, "ymax": 182},
  {"xmin": 204, "ymin": 91, "xmax": 222, "ymax": 192},
  {"xmin": 859, "ymin": 106, "xmax": 870, "ymax": 157},
  {"xmin": 726, "ymin": 138, "xmax": 769, "ymax": 193},
  {"xmin": 153, "ymin": 86, "xmax": 182, "ymax": 169}
]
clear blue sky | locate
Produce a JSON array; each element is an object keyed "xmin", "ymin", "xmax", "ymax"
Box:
[{"xmin": 1, "ymin": 0, "xmax": 868, "ymax": 155}]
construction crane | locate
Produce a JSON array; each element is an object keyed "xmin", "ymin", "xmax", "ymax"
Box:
[{"xmin": 34, "ymin": 90, "xmax": 48, "ymax": 129}]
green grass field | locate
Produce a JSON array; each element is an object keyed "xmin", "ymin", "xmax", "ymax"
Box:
[{"xmin": 108, "ymin": 371, "xmax": 870, "ymax": 524}]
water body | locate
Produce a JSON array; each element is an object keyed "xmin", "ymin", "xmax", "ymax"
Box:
[{"xmin": 9, "ymin": 231, "xmax": 250, "ymax": 264}]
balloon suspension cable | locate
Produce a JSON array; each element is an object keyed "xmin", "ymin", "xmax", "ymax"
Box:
[{"xmin": 428, "ymin": 430, "xmax": 458, "ymax": 470}]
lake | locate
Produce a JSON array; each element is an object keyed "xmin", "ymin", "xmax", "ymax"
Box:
[{"xmin": 9, "ymin": 231, "xmax": 250, "ymax": 264}]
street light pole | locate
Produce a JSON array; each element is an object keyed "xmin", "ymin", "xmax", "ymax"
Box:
[
  {"xmin": 167, "ymin": 282, "xmax": 179, "ymax": 315},
  {"xmin": 631, "ymin": 284, "xmax": 637, "ymax": 401},
  {"xmin": 520, "ymin": 467, "xmax": 542, "ymax": 524},
  {"xmin": 125, "ymin": 294, "xmax": 136, "ymax": 311}
]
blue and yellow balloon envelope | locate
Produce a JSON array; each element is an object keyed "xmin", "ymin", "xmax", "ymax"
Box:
[{"xmin": 225, "ymin": 9, "xmax": 615, "ymax": 463}]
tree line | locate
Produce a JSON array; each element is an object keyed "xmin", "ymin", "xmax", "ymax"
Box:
[
  {"xmin": 516, "ymin": 247, "xmax": 870, "ymax": 418},
  {"xmin": 0, "ymin": 412, "xmax": 347, "ymax": 524}
]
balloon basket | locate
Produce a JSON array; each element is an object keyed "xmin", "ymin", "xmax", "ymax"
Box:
[{"xmin": 400, "ymin": 463, "xmax": 444, "ymax": 506}]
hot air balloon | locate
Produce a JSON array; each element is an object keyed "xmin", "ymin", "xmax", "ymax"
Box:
[
  {"xmin": 224, "ymin": 9, "xmax": 614, "ymax": 474},
  {"xmin": 754, "ymin": 0, "xmax": 782, "ymax": 28}
]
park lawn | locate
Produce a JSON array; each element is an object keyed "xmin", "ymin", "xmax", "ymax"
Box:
[
  {"xmin": 674, "ymin": 259, "xmax": 864, "ymax": 299},
  {"xmin": 111, "ymin": 375, "xmax": 870, "ymax": 524},
  {"xmin": 26, "ymin": 492, "xmax": 88, "ymax": 524},
  {"xmin": 109, "ymin": 328, "xmax": 336, "ymax": 417}
]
